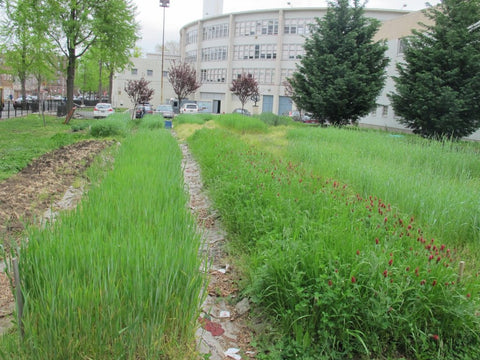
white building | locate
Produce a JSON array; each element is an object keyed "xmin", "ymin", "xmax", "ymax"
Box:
[
  {"xmin": 178, "ymin": 6, "xmax": 480, "ymax": 140},
  {"xmin": 111, "ymin": 52, "xmax": 180, "ymax": 109}
]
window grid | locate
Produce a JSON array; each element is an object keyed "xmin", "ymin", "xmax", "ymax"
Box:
[
  {"xmin": 235, "ymin": 19, "xmax": 279, "ymax": 36},
  {"xmin": 282, "ymin": 44, "xmax": 305, "ymax": 60},
  {"xmin": 232, "ymin": 68, "xmax": 275, "ymax": 85},
  {"xmin": 200, "ymin": 68, "xmax": 227, "ymax": 83},
  {"xmin": 201, "ymin": 46, "xmax": 228, "ymax": 62},
  {"xmin": 186, "ymin": 29, "xmax": 198, "ymax": 44},
  {"xmin": 185, "ymin": 50, "xmax": 197, "ymax": 63},
  {"xmin": 284, "ymin": 18, "xmax": 315, "ymax": 35},
  {"xmin": 234, "ymin": 44, "xmax": 277, "ymax": 60},
  {"xmin": 203, "ymin": 23, "xmax": 229, "ymax": 40}
]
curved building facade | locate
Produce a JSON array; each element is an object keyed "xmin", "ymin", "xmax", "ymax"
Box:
[{"xmin": 179, "ymin": 7, "xmax": 408, "ymax": 116}]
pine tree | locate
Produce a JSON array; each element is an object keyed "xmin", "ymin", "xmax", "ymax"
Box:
[
  {"xmin": 289, "ymin": 0, "xmax": 388, "ymax": 126},
  {"xmin": 389, "ymin": 0, "xmax": 480, "ymax": 139}
]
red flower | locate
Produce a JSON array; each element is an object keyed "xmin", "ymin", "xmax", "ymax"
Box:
[
  {"xmin": 383, "ymin": 270, "xmax": 388, "ymax": 277},
  {"xmin": 356, "ymin": 250, "xmax": 360, "ymax": 256},
  {"xmin": 388, "ymin": 259, "xmax": 393, "ymax": 266},
  {"xmin": 432, "ymin": 280, "xmax": 437, "ymax": 286},
  {"xmin": 405, "ymin": 266, "xmax": 410, "ymax": 272},
  {"xmin": 375, "ymin": 238, "xmax": 379, "ymax": 244},
  {"xmin": 384, "ymin": 217, "xmax": 388, "ymax": 223},
  {"xmin": 432, "ymin": 334, "xmax": 439, "ymax": 341},
  {"xmin": 328, "ymin": 280, "xmax": 333, "ymax": 286},
  {"xmin": 351, "ymin": 276, "xmax": 356, "ymax": 283},
  {"xmin": 420, "ymin": 279, "xmax": 426, "ymax": 285}
]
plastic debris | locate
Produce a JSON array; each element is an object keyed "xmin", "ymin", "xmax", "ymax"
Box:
[{"xmin": 225, "ymin": 348, "xmax": 241, "ymax": 360}]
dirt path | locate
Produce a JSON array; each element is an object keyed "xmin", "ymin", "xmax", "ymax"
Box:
[{"xmin": 0, "ymin": 136, "xmax": 256, "ymax": 359}]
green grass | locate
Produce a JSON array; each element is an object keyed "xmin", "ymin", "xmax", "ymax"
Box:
[
  {"xmin": 1, "ymin": 129, "xmax": 205, "ymax": 359},
  {"xmin": 186, "ymin": 125, "xmax": 480, "ymax": 359}
]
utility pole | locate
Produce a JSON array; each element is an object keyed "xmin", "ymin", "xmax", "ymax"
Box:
[{"xmin": 160, "ymin": 0, "xmax": 170, "ymax": 104}]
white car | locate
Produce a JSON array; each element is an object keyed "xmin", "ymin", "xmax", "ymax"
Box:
[
  {"xmin": 93, "ymin": 103, "xmax": 114, "ymax": 118},
  {"xmin": 180, "ymin": 103, "xmax": 198, "ymax": 113}
]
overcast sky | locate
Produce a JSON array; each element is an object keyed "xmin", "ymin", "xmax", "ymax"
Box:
[{"xmin": 134, "ymin": 0, "xmax": 441, "ymax": 53}]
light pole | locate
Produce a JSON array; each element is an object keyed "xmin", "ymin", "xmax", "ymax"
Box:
[{"xmin": 160, "ymin": 0, "xmax": 170, "ymax": 104}]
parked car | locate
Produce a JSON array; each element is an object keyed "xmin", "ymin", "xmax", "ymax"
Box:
[
  {"xmin": 135, "ymin": 105, "xmax": 146, "ymax": 118},
  {"xmin": 232, "ymin": 108, "xmax": 251, "ymax": 116},
  {"xmin": 93, "ymin": 103, "xmax": 114, "ymax": 118},
  {"xmin": 13, "ymin": 96, "xmax": 35, "ymax": 110},
  {"xmin": 155, "ymin": 104, "xmax": 175, "ymax": 118},
  {"xmin": 180, "ymin": 103, "xmax": 198, "ymax": 114},
  {"xmin": 143, "ymin": 104, "xmax": 153, "ymax": 114}
]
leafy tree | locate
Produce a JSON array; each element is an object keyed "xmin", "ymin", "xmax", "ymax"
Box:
[
  {"xmin": 289, "ymin": 0, "xmax": 389, "ymax": 126},
  {"xmin": 230, "ymin": 73, "xmax": 259, "ymax": 114},
  {"xmin": 389, "ymin": 0, "xmax": 480, "ymax": 139},
  {"xmin": 1, "ymin": 0, "xmax": 54, "ymax": 107},
  {"xmin": 36, "ymin": 0, "xmax": 138, "ymax": 112},
  {"xmin": 167, "ymin": 60, "xmax": 200, "ymax": 110},
  {"xmin": 124, "ymin": 78, "xmax": 154, "ymax": 118}
]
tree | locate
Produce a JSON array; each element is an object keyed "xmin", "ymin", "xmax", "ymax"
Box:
[
  {"xmin": 389, "ymin": 0, "xmax": 480, "ymax": 139},
  {"xmin": 36, "ymin": 0, "xmax": 138, "ymax": 112},
  {"xmin": 1, "ymin": 0, "xmax": 55, "ymax": 107},
  {"xmin": 124, "ymin": 78, "xmax": 154, "ymax": 118},
  {"xmin": 289, "ymin": 0, "xmax": 389, "ymax": 126},
  {"xmin": 167, "ymin": 60, "xmax": 200, "ymax": 110},
  {"xmin": 230, "ymin": 73, "xmax": 259, "ymax": 113}
]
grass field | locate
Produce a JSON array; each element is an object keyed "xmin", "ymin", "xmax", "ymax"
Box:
[{"xmin": 1, "ymin": 113, "xmax": 479, "ymax": 359}]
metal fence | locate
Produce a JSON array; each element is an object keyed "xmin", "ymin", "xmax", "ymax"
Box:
[{"xmin": 0, "ymin": 100, "xmax": 70, "ymax": 119}]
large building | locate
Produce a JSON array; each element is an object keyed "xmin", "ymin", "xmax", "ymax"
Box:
[{"xmin": 178, "ymin": 5, "xmax": 480, "ymax": 140}]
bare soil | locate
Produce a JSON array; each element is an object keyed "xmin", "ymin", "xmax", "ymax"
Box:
[{"xmin": 0, "ymin": 140, "xmax": 114, "ymax": 334}]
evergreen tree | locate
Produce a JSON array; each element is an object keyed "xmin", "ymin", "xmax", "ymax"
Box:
[
  {"xmin": 289, "ymin": 0, "xmax": 388, "ymax": 126},
  {"xmin": 389, "ymin": 0, "xmax": 480, "ymax": 139}
]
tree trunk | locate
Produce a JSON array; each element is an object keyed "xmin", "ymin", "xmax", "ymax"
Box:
[
  {"xmin": 98, "ymin": 60, "xmax": 103, "ymax": 101},
  {"xmin": 108, "ymin": 67, "xmax": 114, "ymax": 104},
  {"xmin": 66, "ymin": 49, "xmax": 76, "ymax": 113}
]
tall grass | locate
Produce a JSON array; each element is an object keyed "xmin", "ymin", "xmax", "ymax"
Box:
[
  {"xmin": 187, "ymin": 126, "xmax": 480, "ymax": 359},
  {"xmin": 286, "ymin": 127, "xmax": 480, "ymax": 250},
  {"xmin": 215, "ymin": 113, "xmax": 268, "ymax": 133},
  {"xmin": 2, "ymin": 129, "xmax": 205, "ymax": 359}
]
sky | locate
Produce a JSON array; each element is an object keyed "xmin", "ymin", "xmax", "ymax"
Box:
[{"xmin": 134, "ymin": 0, "xmax": 441, "ymax": 53}]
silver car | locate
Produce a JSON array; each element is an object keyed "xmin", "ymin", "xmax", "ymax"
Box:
[{"xmin": 155, "ymin": 104, "xmax": 175, "ymax": 118}]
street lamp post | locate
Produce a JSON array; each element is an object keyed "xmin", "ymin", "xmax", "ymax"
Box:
[{"xmin": 160, "ymin": 0, "xmax": 170, "ymax": 104}]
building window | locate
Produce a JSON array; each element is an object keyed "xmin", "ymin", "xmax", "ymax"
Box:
[
  {"xmin": 201, "ymin": 46, "xmax": 228, "ymax": 62},
  {"xmin": 131, "ymin": 68, "xmax": 138, "ymax": 75},
  {"xmin": 147, "ymin": 69, "xmax": 153, "ymax": 76},
  {"xmin": 203, "ymin": 23, "xmax": 229, "ymax": 40},
  {"xmin": 200, "ymin": 68, "xmax": 227, "ymax": 83},
  {"xmin": 382, "ymin": 105, "xmax": 388, "ymax": 117},
  {"xmin": 232, "ymin": 68, "xmax": 275, "ymax": 85},
  {"xmin": 185, "ymin": 50, "xmax": 197, "ymax": 63},
  {"xmin": 398, "ymin": 38, "xmax": 408, "ymax": 55},
  {"xmin": 234, "ymin": 44, "xmax": 277, "ymax": 60},
  {"xmin": 282, "ymin": 44, "xmax": 305, "ymax": 60},
  {"xmin": 235, "ymin": 19, "xmax": 279, "ymax": 36},
  {"xmin": 284, "ymin": 18, "xmax": 315, "ymax": 35},
  {"xmin": 186, "ymin": 29, "xmax": 198, "ymax": 44}
]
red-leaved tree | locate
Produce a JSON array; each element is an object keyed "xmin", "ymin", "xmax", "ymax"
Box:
[
  {"xmin": 230, "ymin": 73, "xmax": 259, "ymax": 113},
  {"xmin": 124, "ymin": 78, "xmax": 154, "ymax": 118},
  {"xmin": 167, "ymin": 61, "xmax": 201, "ymax": 111}
]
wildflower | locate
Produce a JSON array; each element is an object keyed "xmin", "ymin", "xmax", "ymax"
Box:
[
  {"xmin": 383, "ymin": 270, "xmax": 388, "ymax": 277},
  {"xmin": 467, "ymin": 293, "xmax": 471, "ymax": 298},
  {"xmin": 375, "ymin": 238, "xmax": 379, "ymax": 245},
  {"xmin": 388, "ymin": 259, "xmax": 393, "ymax": 266},
  {"xmin": 420, "ymin": 279, "xmax": 426, "ymax": 285},
  {"xmin": 328, "ymin": 280, "xmax": 333, "ymax": 286},
  {"xmin": 351, "ymin": 276, "xmax": 356, "ymax": 283},
  {"xmin": 432, "ymin": 334, "xmax": 439, "ymax": 341},
  {"xmin": 432, "ymin": 280, "xmax": 437, "ymax": 286},
  {"xmin": 405, "ymin": 266, "xmax": 410, "ymax": 272},
  {"xmin": 356, "ymin": 250, "xmax": 360, "ymax": 256},
  {"xmin": 384, "ymin": 217, "xmax": 388, "ymax": 223}
]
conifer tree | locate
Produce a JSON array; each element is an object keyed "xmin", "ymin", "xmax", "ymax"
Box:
[
  {"xmin": 390, "ymin": 0, "xmax": 480, "ymax": 139},
  {"xmin": 289, "ymin": 0, "xmax": 388, "ymax": 126}
]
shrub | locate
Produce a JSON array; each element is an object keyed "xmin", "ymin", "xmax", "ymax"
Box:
[{"xmin": 89, "ymin": 119, "xmax": 127, "ymax": 138}]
